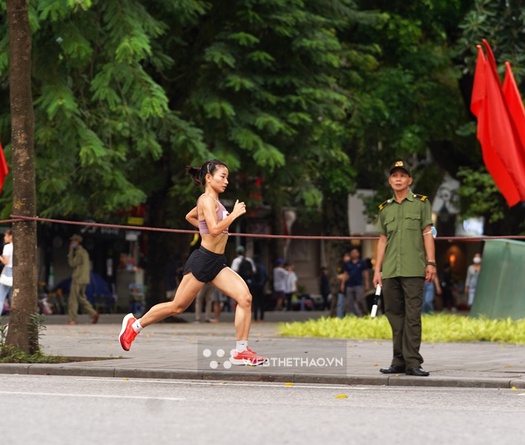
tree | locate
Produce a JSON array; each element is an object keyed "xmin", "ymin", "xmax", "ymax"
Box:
[
  {"xmin": 4, "ymin": 0, "xmax": 38, "ymax": 354},
  {"xmin": 0, "ymin": 1, "xmax": 381, "ymax": 307}
]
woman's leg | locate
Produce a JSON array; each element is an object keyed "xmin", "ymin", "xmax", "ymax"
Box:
[
  {"xmin": 212, "ymin": 268, "xmax": 252, "ymax": 340},
  {"xmin": 139, "ymin": 273, "xmax": 204, "ymax": 328},
  {"xmin": 194, "ymin": 285, "xmax": 204, "ymax": 321}
]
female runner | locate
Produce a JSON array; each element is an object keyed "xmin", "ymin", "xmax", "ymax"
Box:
[{"xmin": 119, "ymin": 160, "xmax": 267, "ymax": 365}]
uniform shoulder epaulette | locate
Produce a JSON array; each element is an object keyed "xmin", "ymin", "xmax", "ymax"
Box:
[
  {"xmin": 413, "ymin": 194, "xmax": 427, "ymax": 202},
  {"xmin": 378, "ymin": 200, "xmax": 390, "ymax": 211}
]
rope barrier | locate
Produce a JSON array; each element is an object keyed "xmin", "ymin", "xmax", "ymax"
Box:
[{"xmin": 3, "ymin": 214, "xmax": 525, "ymax": 242}]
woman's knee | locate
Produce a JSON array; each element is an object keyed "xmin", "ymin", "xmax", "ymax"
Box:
[
  {"xmin": 166, "ymin": 300, "xmax": 189, "ymax": 316},
  {"xmin": 235, "ymin": 291, "xmax": 252, "ymax": 308}
]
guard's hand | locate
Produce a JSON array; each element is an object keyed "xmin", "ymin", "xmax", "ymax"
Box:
[
  {"xmin": 373, "ymin": 270, "xmax": 382, "ymax": 288},
  {"xmin": 425, "ymin": 265, "xmax": 436, "ymax": 282}
]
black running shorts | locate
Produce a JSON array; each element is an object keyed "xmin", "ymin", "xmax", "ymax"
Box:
[{"xmin": 183, "ymin": 246, "xmax": 228, "ymax": 283}]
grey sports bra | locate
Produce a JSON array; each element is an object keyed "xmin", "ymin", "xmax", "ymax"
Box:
[{"xmin": 197, "ymin": 195, "xmax": 229, "ymax": 235}]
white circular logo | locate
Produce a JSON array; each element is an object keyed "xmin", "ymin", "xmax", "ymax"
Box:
[{"xmin": 202, "ymin": 348, "xmax": 232, "ymax": 369}]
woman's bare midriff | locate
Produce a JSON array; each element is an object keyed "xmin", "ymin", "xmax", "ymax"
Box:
[{"xmin": 200, "ymin": 232, "xmax": 228, "ymax": 254}]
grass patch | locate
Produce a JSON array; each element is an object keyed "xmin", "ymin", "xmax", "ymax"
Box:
[
  {"xmin": 0, "ymin": 314, "xmax": 69, "ymax": 364},
  {"xmin": 0, "ymin": 345, "xmax": 69, "ymax": 363},
  {"xmin": 278, "ymin": 313, "xmax": 525, "ymax": 344}
]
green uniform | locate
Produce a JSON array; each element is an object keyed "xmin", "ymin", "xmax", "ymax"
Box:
[
  {"xmin": 376, "ymin": 192, "xmax": 433, "ymax": 277},
  {"xmin": 376, "ymin": 192, "xmax": 433, "ymax": 369}
]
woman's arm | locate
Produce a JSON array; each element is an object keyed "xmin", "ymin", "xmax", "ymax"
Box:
[
  {"xmin": 200, "ymin": 195, "xmax": 246, "ymax": 236},
  {"xmin": 185, "ymin": 206, "xmax": 199, "ymax": 228}
]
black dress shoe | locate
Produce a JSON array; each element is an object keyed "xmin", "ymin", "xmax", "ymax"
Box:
[
  {"xmin": 379, "ymin": 365, "xmax": 406, "ymax": 374},
  {"xmin": 405, "ymin": 367, "xmax": 430, "ymax": 377}
]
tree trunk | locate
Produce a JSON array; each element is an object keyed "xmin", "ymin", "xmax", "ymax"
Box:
[{"xmin": 5, "ymin": 0, "xmax": 38, "ymax": 354}]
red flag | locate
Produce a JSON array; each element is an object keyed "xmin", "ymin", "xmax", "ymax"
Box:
[
  {"xmin": 502, "ymin": 61, "xmax": 525, "ymax": 155},
  {"xmin": 470, "ymin": 45, "xmax": 522, "ymax": 206},
  {"xmin": 0, "ymin": 142, "xmax": 8, "ymax": 195}
]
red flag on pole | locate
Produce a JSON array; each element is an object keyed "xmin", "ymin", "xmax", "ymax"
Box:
[
  {"xmin": 502, "ymin": 61, "xmax": 525, "ymax": 156},
  {"xmin": 470, "ymin": 41, "xmax": 525, "ymax": 206},
  {"xmin": 470, "ymin": 45, "xmax": 521, "ymax": 206},
  {"xmin": 0, "ymin": 142, "xmax": 9, "ymax": 195}
]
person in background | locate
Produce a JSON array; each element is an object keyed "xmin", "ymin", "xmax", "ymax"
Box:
[
  {"xmin": 336, "ymin": 252, "xmax": 350, "ymax": 318},
  {"xmin": 209, "ymin": 287, "xmax": 223, "ymax": 323},
  {"xmin": 343, "ymin": 248, "xmax": 370, "ymax": 316},
  {"xmin": 273, "ymin": 258, "xmax": 287, "ymax": 311},
  {"xmin": 231, "ymin": 245, "xmax": 256, "ymax": 286},
  {"xmin": 373, "ymin": 160, "xmax": 436, "ymax": 377},
  {"xmin": 67, "ymin": 234, "xmax": 99, "ymax": 325},
  {"xmin": 194, "ymin": 282, "xmax": 214, "ymax": 323},
  {"xmin": 0, "ymin": 229, "xmax": 13, "ymax": 317},
  {"xmin": 251, "ymin": 255, "xmax": 268, "ymax": 321},
  {"xmin": 422, "ymin": 274, "xmax": 442, "ymax": 314},
  {"xmin": 465, "ymin": 253, "xmax": 482, "ymax": 309},
  {"xmin": 319, "ymin": 266, "xmax": 331, "ymax": 311},
  {"xmin": 284, "ymin": 262, "xmax": 298, "ymax": 311},
  {"xmin": 440, "ymin": 262, "xmax": 456, "ymax": 312}
]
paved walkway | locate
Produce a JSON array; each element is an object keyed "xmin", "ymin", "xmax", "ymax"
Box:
[{"xmin": 1, "ymin": 311, "xmax": 524, "ymax": 388}]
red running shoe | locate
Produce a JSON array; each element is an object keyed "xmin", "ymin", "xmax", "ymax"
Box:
[
  {"xmin": 229, "ymin": 347, "xmax": 268, "ymax": 366},
  {"xmin": 119, "ymin": 313, "xmax": 138, "ymax": 351}
]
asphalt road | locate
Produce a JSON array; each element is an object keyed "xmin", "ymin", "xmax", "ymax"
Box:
[{"xmin": 1, "ymin": 374, "xmax": 524, "ymax": 445}]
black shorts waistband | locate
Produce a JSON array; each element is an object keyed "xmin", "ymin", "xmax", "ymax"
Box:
[{"xmin": 199, "ymin": 245, "xmax": 224, "ymax": 258}]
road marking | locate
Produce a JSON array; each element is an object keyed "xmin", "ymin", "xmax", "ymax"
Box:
[
  {"xmin": 76, "ymin": 377, "xmax": 365, "ymax": 390},
  {"xmin": 0, "ymin": 391, "xmax": 185, "ymax": 401}
]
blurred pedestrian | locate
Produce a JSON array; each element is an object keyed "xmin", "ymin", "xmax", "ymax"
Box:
[
  {"xmin": 343, "ymin": 248, "xmax": 370, "ymax": 316},
  {"xmin": 251, "ymin": 255, "xmax": 268, "ymax": 321},
  {"xmin": 0, "ymin": 229, "xmax": 14, "ymax": 317},
  {"xmin": 194, "ymin": 282, "xmax": 214, "ymax": 323},
  {"xmin": 422, "ymin": 274, "xmax": 441, "ymax": 314},
  {"xmin": 465, "ymin": 253, "xmax": 482, "ymax": 309},
  {"xmin": 319, "ymin": 266, "xmax": 331, "ymax": 311},
  {"xmin": 440, "ymin": 262, "xmax": 456, "ymax": 311},
  {"xmin": 67, "ymin": 234, "xmax": 99, "ymax": 325},
  {"xmin": 273, "ymin": 258, "xmax": 287, "ymax": 311},
  {"xmin": 284, "ymin": 262, "xmax": 298, "ymax": 310},
  {"xmin": 336, "ymin": 252, "xmax": 350, "ymax": 318},
  {"xmin": 231, "ymin": 245, "xmax": 256, "ymax": 287},
  {"xmin": 209, "ymin": 288, "xmax": 223, "ymax": 323}
]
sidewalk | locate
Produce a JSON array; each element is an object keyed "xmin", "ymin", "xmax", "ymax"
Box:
[{"xmin": 1, "ymin": 311, "xmax": 524, "ymax": 389}]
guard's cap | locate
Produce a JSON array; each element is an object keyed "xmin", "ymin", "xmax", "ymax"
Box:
[
  {"xmin": 70, "ymin": 234, "xmax": 83, "ymax": 242},
  {"xmin": 389, "ymin": 160, "xmax": 411, "ymax": 176},
  {"xmin": 236, "ymin": 245, "xmax": 245, "ymax": 254}
]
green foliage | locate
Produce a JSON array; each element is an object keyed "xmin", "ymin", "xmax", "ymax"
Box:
[
  {"xmin": 2, "ymin": 0, "xmax": 520, "ymax": 235},
  {"xmin": 0, "ymin": 0, "xmax": 208, "ymax": 220},
  {"xmin": 456, "ymin": 166, "xmax": 505, "ymax": 223},
  {"xmin": 0, "ymin": 345, "xmax": 68, "ymax": 363},
  {"xmin": 0, "ymin": 0, "xmax": 379, "ymax": 223},
  {"xmin": 279, "ymin": 313, "xmax": 525, "ymax": 344},
  {"xmin": 457, "ymin": 0, "xmax": 525, "ymax": 81},
  {"xmin": 345, "ymin": 0, "xmax": 470, "ymax": 191},
  {"xmin": 0, "ymin": 313, "xmax": 66, "ymax": 362}
]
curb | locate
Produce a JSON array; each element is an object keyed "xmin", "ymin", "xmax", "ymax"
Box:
[{"xmin": 2, "ymin": 364, "xmax": 524, "ymax": 389}]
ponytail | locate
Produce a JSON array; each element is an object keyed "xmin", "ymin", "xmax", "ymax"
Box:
[
  {"xmin": 186, "ymin": 159, "xmax": 228, "ymax": 187},
  {"xmin": 186, "ymin": 166, "xmax": 203, "ymax": 186}
]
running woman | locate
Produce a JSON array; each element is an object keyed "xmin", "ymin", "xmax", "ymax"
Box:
[{"xmin": 118, "ymin": 160, "xmax": 267, "ymax": 365}]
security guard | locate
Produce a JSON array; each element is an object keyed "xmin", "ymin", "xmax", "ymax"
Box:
[{"xmin": 373, "ymin": 160, "xmax": 436, "ymax": 377}]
